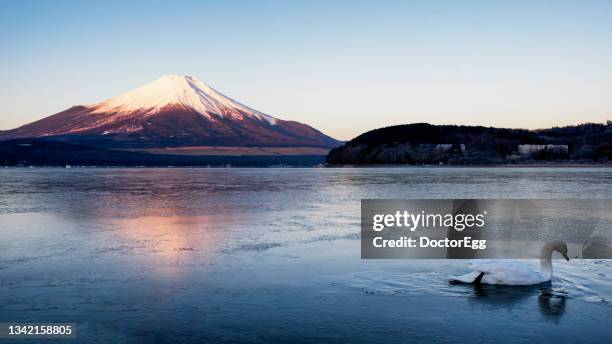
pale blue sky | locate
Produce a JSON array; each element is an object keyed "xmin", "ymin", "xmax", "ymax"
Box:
[{"xmin": 1, "ymin": 0, "xmax": 611, "ymax": 140}]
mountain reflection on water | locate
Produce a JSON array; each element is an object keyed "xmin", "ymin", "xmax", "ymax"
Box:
[{"xmin": 0, "ymin": 167, "xmax": 611, "ymax": 343}]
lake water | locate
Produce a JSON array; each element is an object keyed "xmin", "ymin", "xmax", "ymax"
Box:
[{"xmin": 0, "ymin": 167, "xmax": 611, "ymax": 343}]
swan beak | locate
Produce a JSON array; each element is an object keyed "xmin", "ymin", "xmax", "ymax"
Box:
[{"xmin": 563, "ymin": 253, "xmax": 570, "ymax": 261}]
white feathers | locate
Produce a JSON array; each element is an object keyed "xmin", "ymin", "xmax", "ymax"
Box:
[
  {"xmin": 452, "ymin": 260, "xmax": 549, "ymax": 285},
  {"xmin": 450, "ymin": 241, "xmax": 569, "ymax": 286}
]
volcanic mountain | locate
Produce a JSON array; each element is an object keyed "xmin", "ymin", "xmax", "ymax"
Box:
[{"xmin": 0, "ymin": 75, "xmax": 341, "ymax": 150}]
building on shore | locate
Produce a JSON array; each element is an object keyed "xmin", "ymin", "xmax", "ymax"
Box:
[
  {"xmin": 517, "ymin": 144, "xmax": 568, "ymax": 157},
  {"xmin": 434, "ymin": 144, "xmax": 466, "ymax": 153}
]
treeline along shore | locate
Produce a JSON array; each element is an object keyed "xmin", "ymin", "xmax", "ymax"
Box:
[
  {"xmin": 2, "ymin": 122, "xmax": 610, "ymax": 167},
  {"xmin": 0, "ymin": 139, "xmax": 325, "ymax": 167},
  {"xmin": 326, "ymin": 122, "xmax": 612, "ymax": 165}
]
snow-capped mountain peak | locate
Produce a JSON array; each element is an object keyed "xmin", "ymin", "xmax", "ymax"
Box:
[
  {"xmin": 0, "ymin": 74, "xmax": 341, "ymax": 149},
  {"xmin": 91, "ymin": 74, "xmax": 276, "ymax": 124}
]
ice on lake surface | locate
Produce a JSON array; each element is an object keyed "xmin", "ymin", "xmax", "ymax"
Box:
[{"xmin": 0, "ymin": 167, "xmax": 611, "ymax": 343}]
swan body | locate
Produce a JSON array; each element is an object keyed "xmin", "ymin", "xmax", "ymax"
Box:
[{"xmin": 450, "ymin": 241, "xmax": 569, "ymax": 286}]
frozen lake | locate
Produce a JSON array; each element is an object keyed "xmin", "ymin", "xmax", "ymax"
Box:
[{"xmin": 0, "ymin": 167, "xmax": 611, "ymax": 343}]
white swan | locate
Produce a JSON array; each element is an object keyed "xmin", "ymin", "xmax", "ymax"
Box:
[{"xmin": 450, "ymin": 240, "xmax": 570, "ymax": 285}]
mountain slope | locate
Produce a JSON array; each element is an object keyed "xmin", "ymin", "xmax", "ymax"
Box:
[{"xmin": 0, "ymin": 75, "xmax": 341, "ymax": 149}]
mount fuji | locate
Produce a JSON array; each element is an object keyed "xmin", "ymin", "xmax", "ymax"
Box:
[{"xmin": 0, "ymin": 75, "xmax": 341, "ymax": 150}]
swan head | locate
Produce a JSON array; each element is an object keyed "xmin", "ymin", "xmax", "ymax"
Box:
[{"xmin": 552, "ymin": 240, "xmax": 570, "ymax": 261}]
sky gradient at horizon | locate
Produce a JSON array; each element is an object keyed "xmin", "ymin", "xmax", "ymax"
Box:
[{"xmin": 1, "ymin": 0, "xmax": 611, "ymax": 140}]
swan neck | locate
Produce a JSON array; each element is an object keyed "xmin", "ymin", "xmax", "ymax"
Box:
[{"xmin": 540, "ymin": 244, "xmax": 554, "ymax": 279}]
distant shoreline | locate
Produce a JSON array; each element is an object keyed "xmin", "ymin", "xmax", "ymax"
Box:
[
  {"xmin": 326, "ymin": 122, "xmax": 612, "ymax": 166},
  {"xmin": 3, "ymin": 163, "xmax": 611, "ymax": 169},
  {"xmin": 325, "ymin": 162, "xmax": 612, "ymax": 168}
]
